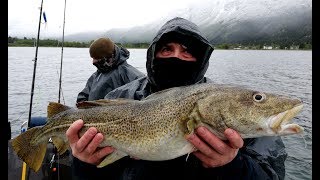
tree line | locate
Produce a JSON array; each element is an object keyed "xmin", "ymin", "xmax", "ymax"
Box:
[
  {"xmin": 8, "ymin": 36, "xmax": 311, "ymax": 50},
  {"xmin": 8, "ymin": 37, "xmax": 150, "ymax": 49}
]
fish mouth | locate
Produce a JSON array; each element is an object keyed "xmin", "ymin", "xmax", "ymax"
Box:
[{"xmin": 268, "ymin": 104, "xmax": 304, "ymax": 135}]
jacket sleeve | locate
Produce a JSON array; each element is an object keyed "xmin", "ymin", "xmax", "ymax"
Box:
[
  {"xmin": 203, "ymin": 136, "xmax": 287, "ymax": 180},
  {"xmin": 119, "ymin": 63, "xmax": 145, "ymax": 84},
  {"xmin": 241, "ymin": 137, "xmax": 287, "ymax": 180},
  {"xmin": 76, "ymin": 73, "xmax": 96, "ymax": 103}
]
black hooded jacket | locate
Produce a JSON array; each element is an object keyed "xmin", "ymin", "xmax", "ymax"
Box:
[
  {"xmin": 72, "ymin": 17, "xmax": 287, "ymax": 180},
  {"xmin": 76, "ymin": 45, "xmax": 145, "ymax": 103}
]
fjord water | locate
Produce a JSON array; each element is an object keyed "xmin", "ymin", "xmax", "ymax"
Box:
[{"xmin": 8, "ymin": 47, "xmax": 311, "ymax": 179}]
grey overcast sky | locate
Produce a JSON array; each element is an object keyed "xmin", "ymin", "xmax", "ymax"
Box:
[{"xmin": 8, "ymin": 0, "xmax": 204, "ymax": 38}]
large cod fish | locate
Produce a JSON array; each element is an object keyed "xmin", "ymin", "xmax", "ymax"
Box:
[{"xmin": 10, "ymin": 83, "xmax": 304, "ymax": 172}]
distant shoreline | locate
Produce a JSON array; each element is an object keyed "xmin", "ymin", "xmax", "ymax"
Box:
[
  {"xmin": 8, "ymin": 37, "xmax": 312, "ymax": 50},
  {"xmin": 8, "ymin": 46, "xmax": 312, "ymax": 51}
]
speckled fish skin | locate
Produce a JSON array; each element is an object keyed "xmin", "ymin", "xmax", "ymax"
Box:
[{"xmin": 10, "ymin": 83, "xmax": 304, "ymax": 172}]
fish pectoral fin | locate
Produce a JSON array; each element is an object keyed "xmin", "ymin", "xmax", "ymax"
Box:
[
  {"xmin": 186, "ymin": 107, "xmax": 204, "ymax": 135},
  {"xmin": 97, "ymin": 150, "xmax": 128, "ymax": 168},
  {"xmin": 187, "ymin": 119, "xmax": 197, "ymax": 135},
  {"xmin": 51, "ymin": 137, "xmax": 70, "ymax": 155},
  {"xmin": 77, "ymin": 99, "xmax": 136, "ymax": 109}
]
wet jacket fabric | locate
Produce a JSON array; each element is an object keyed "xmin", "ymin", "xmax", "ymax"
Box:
[
  {"xmin": 72, "ymin": 17, "xmax": 287, "ymax": 180},
  {"xmin": 76, "ymin": 45, "xmax": 145, "ymax": 103}
]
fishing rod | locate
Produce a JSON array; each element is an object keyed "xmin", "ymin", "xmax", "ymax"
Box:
[
  {"xmin": 23, "ymin": 1, "xmax": 44, "ymax": 179},
  {"xmin": 27, "ymin": 0, "xmax": 43, "ymax": 129},
  {"xmin": 52, "ymin": 1, "xmax": 67, "ymax": 179},
  {"xmin": 58, "ymin": 0, "xmax": 67, "ymax": 104}
]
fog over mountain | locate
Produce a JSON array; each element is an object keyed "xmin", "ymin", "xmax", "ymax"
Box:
[{"xmin": 65, "ymin": 0, "xmax": 312, "ymax": 45}]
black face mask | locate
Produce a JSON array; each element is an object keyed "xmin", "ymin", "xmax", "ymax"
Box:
[
  {"xmin": 151, "ymin": 57, "xmax": 199, "ymax": 91},
  {"xmin": 93, "ymin": 57, "xmax": 115, "ymax": 73}
]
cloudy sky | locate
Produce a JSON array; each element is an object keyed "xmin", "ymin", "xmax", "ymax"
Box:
[{"xmin": 8, "ymin": 0, "xmax": 204, "ymax": 38}]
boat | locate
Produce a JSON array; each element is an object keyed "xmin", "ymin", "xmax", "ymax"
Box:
[
  {"xmin": 8, "ymin": 0, "xmax": 73, "ymax": 179},
  {"xmin": 8, "ymin": 117, "xmax": 73, "ymax": 180}
]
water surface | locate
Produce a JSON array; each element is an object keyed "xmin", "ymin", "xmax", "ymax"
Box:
[{"xmin": 8, "ymin": 47, "xmax": 312, "ymax": 180}]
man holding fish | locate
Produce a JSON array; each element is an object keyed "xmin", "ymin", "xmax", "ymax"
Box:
[
  {"xmin": 64, "ymin": 17, "xmax": 294, "ymax": 179},
  {"xmin": 10, "ymin": 16, "xmax": 303, "ymax": 180}
]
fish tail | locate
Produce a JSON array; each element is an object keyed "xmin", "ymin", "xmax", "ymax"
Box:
[{"xmin": 10, "ymin": 127, "xmax": 47, "ymax": 172}]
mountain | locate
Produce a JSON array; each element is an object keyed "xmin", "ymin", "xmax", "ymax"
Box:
[{"xmin": 64, "ymin": 0, "xmax": 312, "ymax": 45}]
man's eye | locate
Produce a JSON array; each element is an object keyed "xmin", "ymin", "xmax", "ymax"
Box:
[{"xmin": 162, "ymin": 47, "xmax": 171, "ymax": 52}]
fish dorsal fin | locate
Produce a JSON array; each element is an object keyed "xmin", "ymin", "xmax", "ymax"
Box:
[
  {"xmin": 47, "ymin": 102, "xmax": 72, "ymax": 118},
  {"xmin": 76, "ymin": 99, "xmax": 136, "ymax": 109}
]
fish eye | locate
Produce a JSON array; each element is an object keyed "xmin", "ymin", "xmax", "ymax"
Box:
[{"xmin": 253, "ymin": 93, "xmax": 266, "ymax": 102}]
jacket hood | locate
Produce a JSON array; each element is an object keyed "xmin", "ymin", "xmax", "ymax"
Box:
[
  {"xmin": 96, "ymin": 45, "xmax": 130, "ymax": 73},
  {"xmin": 113, "ymin": 45, "xmax": 130, "ymax": 67},
  {"xmin": 146, "ymin": 17, "xmax": 214, "ymax": 87}
]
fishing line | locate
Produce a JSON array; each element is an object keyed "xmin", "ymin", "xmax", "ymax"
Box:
[
  {"xmin": 299, "ymin": 133, "xmax": 307, "ymax": 149},
  {"xmin": 55, "ymin": 68, "xmax": 66, "ymax": 105},
  {"xmin": 55, "ymin": 1, "xmax": 67, "ymax": 179},
  {"xmin": 16, "ymin": 112, "xmax": 26, "ymax": 122},
  {"xmin": 32, "ymin": 84, "xmax": 42, "ymax": 107}
]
